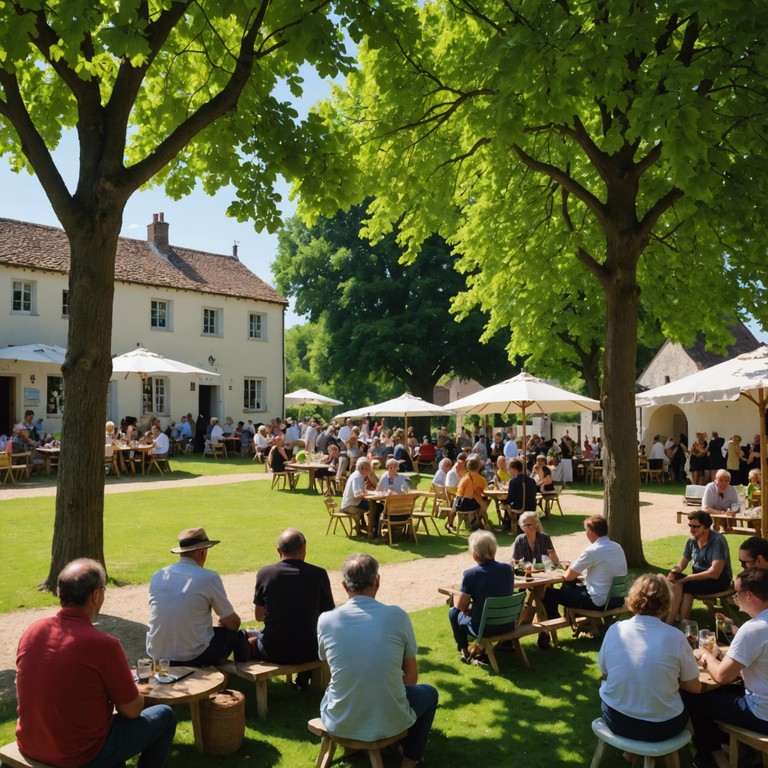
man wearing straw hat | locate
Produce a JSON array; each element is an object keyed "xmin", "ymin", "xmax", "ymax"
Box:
[{"xmin": 147, "ymin": 527, "xmax": 245, "ymax": 666}]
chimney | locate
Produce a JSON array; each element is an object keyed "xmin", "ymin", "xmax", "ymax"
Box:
[
  {"xmin": 232, "ymin": 242, "xmax": 239, "ymax": 260},
  {"xmin": 147, "ymin": 212, "xmax": 169, "ymax": 254}
]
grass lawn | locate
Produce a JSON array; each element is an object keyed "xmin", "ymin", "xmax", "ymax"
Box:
[{"xmin": 0, "ymin": 468, "xmax": 741, "ymax": 766}]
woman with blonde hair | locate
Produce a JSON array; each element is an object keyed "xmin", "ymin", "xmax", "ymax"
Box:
[
  {"xmin": 451, "ymin": 455, "xmax": 490, "ymax": 532},
  {"xmin": 511, "ymin": 511, "xmax": 559, "ymax": 565},
  {"xmin": 597, "ymin": 573, "xmax": 700, "ymax": 743}
]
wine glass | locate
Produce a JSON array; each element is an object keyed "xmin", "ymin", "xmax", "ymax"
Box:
[{"xmin": 679, "ymin": 620, "xmax": 699, "ymax": 650}]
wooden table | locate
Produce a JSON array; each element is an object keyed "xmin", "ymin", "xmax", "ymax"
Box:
[
  {"xmin": 113, "ymin": 443, "xmax": 153, "ymax": 474},
  {"xmin": 35, "ymin": 446, "xmax": 60, "ymax": 475},
  {"xmin": 141, "ymin": 666, "xmax": 227, "ymax": 753},
  {"xmin": 482, "ymin": 488, "xmax": 509, "ymax": 527},
  {"xmin": 286, "ymin": 461, "xmax": 334, "ymax": 492},
  {"xmin": 439, "ymin": 570, "xmax": 567, "ymax": 626},
  {"xmin": 221, "ymin": 435, "xmax": 241, "ymax": 455}
]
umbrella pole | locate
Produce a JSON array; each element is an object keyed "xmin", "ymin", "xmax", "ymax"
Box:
[
  {"xmin": 521, "ymin": 407, "xmax": 527, "ymax": 475},
  {"xmin": 760, "ymin": 391, "xmax": 767, "ymax": 539}
]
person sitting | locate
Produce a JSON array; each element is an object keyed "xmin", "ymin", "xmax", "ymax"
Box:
[
  {"xmin": 254, "ymin": 424, "xmax": 270, "ymax": 458},
  {"xmin": 648, "ymin": 434, "xmax": 666, "ymax": 471},
  {"xmin": 683, "ymin": 568, "xmax": 768, "ymax": 767},
  {"xmin": 315, "ymin": 443, "xmax": 342, "ymax": 480},
  {"xmin": 268, "ymin": 436, "xmax": 292, "ymax": 474},
  {"xmin": 146, "ymin": 527, "xmax": 247, "ymax": 666},
  {"xmin": 318, "ymin": 554, "xmax": 438, "ymax": 768},
  {"xmin": 542, "ymin": 515, "xmax": 627, "ymax": 645},
  {"xmin": 204, "ymin": 416, "xmax": 224, "ymax": 454},
  {"xmin": 598, "ymin": 573, "xmax": 699, "ymax": 745},
  {"xmin": 149, "ymin": 425, "xmax": 169, "ymax": 456},
  {"xmin": 493, "ymin": 455, "xmax": 510, "ymax": 488},
  {"xmin": 342, "ymin": 457, "xmax": 378, "ymax": 535},
  {"xmin": 746, "ymin": 468, "xmax": 762, "ymax": 508},
  {"xmin": 222, "ymin": 416, "xmax": 235, "ymax": 436},
  {"xmin": 249, "ymin": 529, "xmax": 334, "ymax": 687},
  {"xmin": 503, "ymin": 458, "xmax": 538, "ymax": 531},
  {"xmin": 416, "ymin": 436, "xmax": 437, "ymax": 470},
  {"xmin": 377, "ymin": 457, "xmax": 410, "ymax": 494},
  {"xmin": 451, "ymin": 455, "xmax": 490, "ymax": 532},
  {"xmin": 345, "ymin": 428, "xmax": 365, "ymax": 465},
  {"xmin": 449, "ymin": 530, "xmax": 515, "ymax": 664},
  {"xmin": 666, "ymin": 509, "xmax": 732, "ymax": 624},
  {"xmin": 15, "ymin": 559, "xmax": 177, "ymax": 768},
  {"xmin": 701, "ymin": 469, "xmax": 740, "ymax": 515},
  {"xmin": 392, "ymin": 429, "xmax": 414, "ymax": 472},
  {"xmin": 511, "ymin": 511, "xmax": 559, "ymax": 566},
  {"xmin": 739, "ymin": 536, "xmax": 768, "ymax": 570}
]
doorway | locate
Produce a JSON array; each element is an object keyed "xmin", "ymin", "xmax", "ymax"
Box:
[{"xmin": 0, "ymin": 377, "xmax": 15, "ymax": 435}]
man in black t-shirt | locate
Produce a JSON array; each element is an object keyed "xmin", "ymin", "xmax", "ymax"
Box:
[{"xmin": 251, "ymin": 529, "xmax": 334, "ymax": 686}]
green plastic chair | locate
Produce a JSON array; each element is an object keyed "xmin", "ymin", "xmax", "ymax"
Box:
[{"xmin": 567, "ymin": 573, "xmax": 633, "ymax": 638}]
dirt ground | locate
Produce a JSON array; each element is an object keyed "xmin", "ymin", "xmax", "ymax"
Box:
[{"xmin": 0, "ymin": 475, "xmax": 689, "ymax": 701}]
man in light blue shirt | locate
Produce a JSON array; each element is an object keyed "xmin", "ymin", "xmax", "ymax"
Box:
[{"xmin": 317, "ymin": 554, "xmax": 438, "ymax": 768}]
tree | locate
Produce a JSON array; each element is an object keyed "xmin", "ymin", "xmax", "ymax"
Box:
[
  {"xmin": 297, "ymin": 0, "xmax": 768, "ymax": 565},
  {"xmin": 273, "ymin": 203, "xmax": 517, "ymax": 407},
  {"xmin": 0, "ymin": 0, "xmax": 404, "ymax": 589}
]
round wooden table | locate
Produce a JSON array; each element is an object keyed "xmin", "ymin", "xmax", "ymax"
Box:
[{"xmin": 141, "ymin": 666, "xmax": 227, "ymax": 753}]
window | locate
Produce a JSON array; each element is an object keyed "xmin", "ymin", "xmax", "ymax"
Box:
[
  {"xmin": 248, "ymin": 313, "xmax": 265, "ymax": 340},
  {"xmin": 47, "ymin": 376, "xmax": 64, "ymax": 415},
  {"xmin": 244, "ymin": 378, "xmax": 265, "ymax": 411},
  {"xmin": 142, "ymin": 376, "xmax": 169, "ymax": 416},
  {"xmin": 62, "ymin": 290, "xmax": 69, "ymax": 317},
  {"xmin": 203, "ymin": 308, "xmax": 221, "ymax": 336},
  {"xmin": 151, "ymin": 299, "xmax": 171, "ymax": 330},
  {"xmin": 12, "ymin": 280, "xmax": 34, "ymax": 314}
]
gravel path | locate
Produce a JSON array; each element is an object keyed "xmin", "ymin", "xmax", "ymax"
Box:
[{"xmin": 0, "ymin": 475, "xmax": 689, "ymax": 700}]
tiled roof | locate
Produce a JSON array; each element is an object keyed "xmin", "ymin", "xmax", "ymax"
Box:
[
  {"xmin": 0, "ymin": 217, "xmax": 287, "ymax": 305},
  {"xmin": 686, "ymin": 323, "xmax": 760, "ymax": 369}
]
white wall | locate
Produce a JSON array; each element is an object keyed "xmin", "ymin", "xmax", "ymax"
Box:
[{"xmin": 0, "ymin": 267, "xmax": 285, "ymax": 432}]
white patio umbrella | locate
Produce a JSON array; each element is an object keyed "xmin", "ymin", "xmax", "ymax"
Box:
[
  {"xmin": 284, "ymin": 388, "xmax": 343, "ymax": 407},
  {"xmin": 111, "ymin": 346, "xmax": 218, "ymax": 378},
  {"xmin": 635, "ymin": 344, "xmax": 768, "ymax": 531},
  {"xmin": 446, "ymin": 371, "xmax": 601, "ymax": 465},
  {"xmin": 0, "ymin": 343, "xmax": 66, "ymax": 364},
  {"xmin": 335, "ymin": 392, "xmax": 445, "ymax": 435}
]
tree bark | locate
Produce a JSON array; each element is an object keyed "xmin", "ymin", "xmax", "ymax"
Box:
[
  {"xmin": 601, "ymin": 246, "xmax": 645, "ymax": 567},
  {"xmin": 44, "ymin": 213, "xmax": 120, "ymax": 590}
]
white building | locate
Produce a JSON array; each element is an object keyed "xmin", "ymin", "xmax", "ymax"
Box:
[
  {"xmin": 0, "ymin": 213, "xmax": 286, "ymax": 435},
  {"xmin": 636, "ymin": 323, "xmax": 760, "ymax": 447}
]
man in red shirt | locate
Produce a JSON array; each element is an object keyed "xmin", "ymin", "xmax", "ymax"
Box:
[{"xmin": 15, "ymin": 558, "xmax": 176, "ymax": 767}]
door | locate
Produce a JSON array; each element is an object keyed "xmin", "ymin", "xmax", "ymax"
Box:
[{"xmin": 0, "ymin": 376, "xmax": 15, "ymax": 435}]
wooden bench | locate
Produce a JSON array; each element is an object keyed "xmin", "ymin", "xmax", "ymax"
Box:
[
  {"xmin": 715, "ymin": 721, "xmax": 768, "ymax": 768},
  {"xmin": 218, "ymin": 659, "xmax": 327, "ymax": 721},
  {"xmin": 566, "ymin": 602, "xmax": 631, "ymax": 638},
  {"xmin": 691, "ymin": 588, "xmax": 740, "ymax": 624},
  {"xmin": 307, "ymin": 717, "xmax": 407, "ymax": 768},
  {"xmin": 710, "ymin": 512, "xmax": 762, "ymax": 538},
  {"xmin": 0, "ymin": 742, "xmax": 55, "ymax": 768}
]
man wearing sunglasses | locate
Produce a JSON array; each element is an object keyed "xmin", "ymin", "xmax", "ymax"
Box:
[
  {"xmin": 666, "ymin": 510, "xmax": 732, "ymax": 624},
  {"xmin": 738, "ymin": 536, "xmax": 768, "ymax": 571},
  {"xmin": 682, "ymin": 568, "xmax": 768, "ymax": 768}
]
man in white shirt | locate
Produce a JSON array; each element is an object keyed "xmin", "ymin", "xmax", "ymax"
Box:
[
  {"xmin": 284, "ymin": 418, "xmax": 301, "ymax": 449},
  {"xmin": 149, "ymin": 425, "xmax": 169, "ymax": 455},
  {"xmin": 433, "ymin": 458, "xmax": 452, "ymax": 492},
  {"xmin": 684, "ymin": 567, "xmax": 768, "ymax": 766},
  {"xmin": 304, "ymin": 419, "xmax": 319, "ymax": 453},
  {"xmin": 542, "ymin": 515, "xmax": 627, "ymax": 639},
  {"xmin": 337, "ymin": 418, "xmax": 354, "ymax": 444},
  {"xmin": 702, "ymin": 469, "xmax": 740, "ymax": 514},
  {"xmin": 648, "ymin": 434, "xmax": 666, "ymax": 470},
  {"xmin": 342, "ymin": 457, "xmax": 376, "ymax": 535},
  {"xmin": 146, "ymin": 528, "xmax": 245, "ymax": 666},
  {"xmin": 445, "ymin": 453, "xmax": 466, "ymax": 494}
]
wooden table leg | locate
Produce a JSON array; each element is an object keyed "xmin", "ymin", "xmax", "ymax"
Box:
[
  {"xmin": 256, "ymin": 679, "xmax": 268, "ymax": 721},
  {"xmin": 189, "ymin": 700, "xmax": 205, "ymax": 753}
]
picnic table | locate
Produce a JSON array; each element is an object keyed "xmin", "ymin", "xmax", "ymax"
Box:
[
  {"xmin": 675, "ymin": 510, "xmax": 762, "ymax": 537},
  {"xmin": 285, "ymin": 461, "xmax": 334, "ymax": 492}
]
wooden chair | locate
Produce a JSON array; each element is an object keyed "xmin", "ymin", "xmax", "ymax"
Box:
[
  {"xmin": 0, "ymin": 452, "xmax": 29, "ymax": 485},
  {"xmin": 147, "ymin": 452, "xmax": 171, "ymax": 475},
  {"xmin": 323, "ymin": 498, "xmax": 357, "ymax": 538},
  {"xmin": 566, "ymin": 574, "xmax": 633, "ymax": 638},
  {"xmin": 379, "ymin": 494, "xmax": 418, "ymax": 546},
  {"xmin": 587, "ymin": 462, "xmax": 603, "ymax": 483},
  {"xmin": 307, "ymin": 717, "xmax": 407, "ymax": 768},
  {"xmin": 715, "ymin": 720, "xmax": 768, "ymax": 768},
  {"xmin": 104, "ymin": 452, "xmax": 120, "ymax": 478},
  {"xmin": 206, "ymin": 441, "xmax": 227, "ymax": 459},
  {"xmin": 469, "ymin": 592, "xmax": 541, "ymax": 672},
  {"xmin": 412, "ymin": 489, "xmax": 442, "ymax": 536},
  {"xmin": 537, "ymin": 488, "xmax": 564, "ymax": 518}
]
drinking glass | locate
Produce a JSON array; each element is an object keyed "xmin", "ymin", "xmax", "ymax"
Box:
[
  {"xmin": 698, "ymin": 630, "xmax": 717, "ymax": 652},
  {"xmin": 136, "ymin": 657, "xmax": 153, "ymax": 682},
  {"xmin": 157, "ymin": 658, "xmax": 170, "ymax": 677},
  {"xmin": 679, "ymin": 620, "xmax": 699, "ymax": 650}
]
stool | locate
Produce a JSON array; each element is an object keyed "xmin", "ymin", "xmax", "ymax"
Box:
[
  {"xmin": 307, "ymin": 717, "xmax": 408, "ymax": 768},
  {"xmin": 690, "ymin": 588, "xmax": 739, "ymax": 624},
  {"xmin": 590, "ymin": 718, "xmax": 691, "ymax": 767},
  {"xmin": 715, "ymin": 720, "xmax": 768, "ymax": 768},
  {"xmin": 0, "ymin": 742, "xmax": 56, "ymax": 768}
]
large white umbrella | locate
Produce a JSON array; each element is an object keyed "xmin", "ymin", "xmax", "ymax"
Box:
[
  {"xmin": 446, "ymin": 371, "xmax": 601, "ymax": 464},
  {"xmin": 636, "ymin": 344, "xmax": 768, "ymax": 530},
  {"xmin": 336, "ymin": 392, "xmax": 445, "ymax": 434},
  {"xmin": 0, "ymin": 343, "xmax": 66, "ymax": 364},
  {"xmin": 111, "ymin": 346, "xmax": 217, "ymax": 378},
  {"xmin": 284, "ymin": 388, "xmax": 343, "ymax": 407}
]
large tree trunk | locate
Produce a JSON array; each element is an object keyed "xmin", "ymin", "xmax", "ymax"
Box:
[
  {"xmin": 601, "ymin": 253, "xmax": 645, "ymax": 567},
  {"xmin": 43, "ymin": 212, "xmax": 120, "ymax": 590}
]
